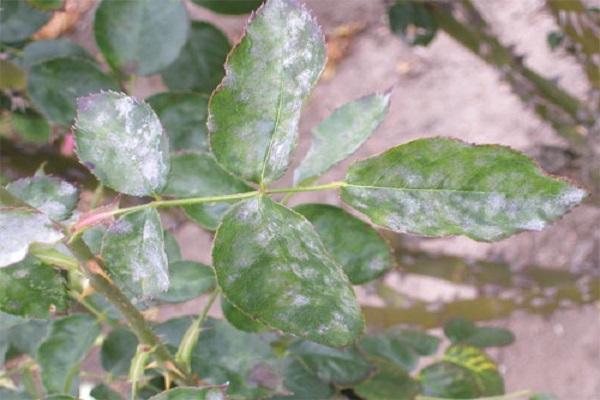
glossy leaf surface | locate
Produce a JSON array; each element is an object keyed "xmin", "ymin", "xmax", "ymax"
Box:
[
  {"xmin": 101, "ymin": 209, "xmax": 169, "ymax": 300},
  {"xmin": 147, "ymin": 93, "xmax": 209, "ymax": 152},
  {"xmin": 0, "ymin": 207, "xmax": 64, "ymax": 267},
  {"xmin": 7, "ymin": 176, "xmax": 78, "ymax": 221},
  {"xmin": 94, "ymin": 0, "xmax": 189, "ymax": 75},
  {"xmin": 213, "ymin": 197, "xmax": 363, "ymax": 347},
  {"xmin": 28, "ymin": 58, "xmax": 118, "ymax": 125},
  {"xmin": 294, "ymin": 204, "xmax": 392, "ymax": 284},
  {"xmin": 209, "ymin": 0, "xmax": 326, "ymax": 183},
  {"xmin": 75, "ymin": 91, "xmax": 170, "ymax": 196},
  {"xmin": 156, "ymin": 261, "xmax": 215, "ymax": 303},
  {"xmin": 161, "ymin": 21, "xmax": 230, "ymax": 94},
  {"xmin": 341, "ymin": 138, "xmax": 587, "ymax": 241},
  {"xmin": 294, "ymin": 92, "xmax": 390, "ymax": 185},
  {"xmin": 0, "ymin": 256, "xmax": 68, "ymax": 318},
  {"xmin": 37, "ymin": 314, "xmax": 100, "ymax": 394},
  {"xmin": 163, "ymin": 152, "xmax": 253, "ymax": 230}
]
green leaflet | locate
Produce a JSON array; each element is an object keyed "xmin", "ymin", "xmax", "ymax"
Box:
[
  {"xmin": 94, "ymin": 0, "xmax": 189, "ymax": 76},
  {"xmin": 443, "ymin": 345, "xmax": 504, "ymax": 396},
  {"xmin": 354, "ymin": 364, "xmax": 420, "ymax": 400},
  {"xmin": 9, "ymin": 109, "xmax": 51, "ymax": 143},
  {"xmin": 163, "ymin": 230, "xmax": 182, "ymax": 263},
  {"xmin": 75, "ymin": 91, "xmax": 170, "ymax": 197},
  {"xmin": 161, "ymin": 21, "xmax": 230, "ymax": 94},
  {"xmin": 37, "ymin": 314, "xmax": 100, "ymax": 395},
  {"xmin": 294, "ymin": 92, "xmax": 391, "ymax": 185},
  {"xmin": 155, "ymin": 261, "xmax": 215, "ymax": 303},
  {"xmin": 294, "ymin": 204, "xmax": 393, "ymax": 284},
  {"xmin": 27, "ymin": 58, "xmax": 119, "ymax": 125},
  {"xmin": 6, "ymin": 176, "xmax": 79, "ymax": 221},
  {"xmin": 271, "ymin": 359, "xmax": 334, "ymax": 400},
  {"xmin": 221, "ymin": 296, "xmax": 268, "ymax": 333},
  {"xmin": 388, "ymin": 0, "xmax": 438, "ymax": 46},
  {"xmin": 213, "ymin": 197, "xmax": 363, "ymax": 347},
  {"xmin": 148, "ymin": 387, "xmax": 225, "ymax": 400},
  {"xmin": 26, "ymin": 0, "xmax": 63, "ymax": 11},
  {"xmin": 444, "ymin": 318, "xmax": 514, "ymax": 348},
  {"xmin": 90, "ymin": 384, "xmax": 123, "ymax": 400},
  {"xmin": 192, "ymin": 0, "xmax": 264, "ymax": 15},
  {"xmin": 147, "ymin": 92, "xmax": 210, "ymax": 152},
  {"xmin": 0, "ymin": 0, "xmax": 50, "ymax": 43},
  {"xmin": 21, "ymin": 39, "xmax": 94, "ymax": 68},
  {"xmin": 101, "ymin": 209, "xmax": 169, "ymax": 300},
  {"xmin": 101, "ymin": 327, "xmax": 138, "ymax": 376},
  {"xmin": 0, "ymin": 256, "xmax": 68, "ymax": 318},
  {"xmin": 341, "ymin": 138, "xmax": 587, "ymax": 241},
  {"xmin": 0, "ymin": 207, "xmax": 64, "ymax": 268},
  {"xmin": 419, "ymin": 361, "xmax": 481, "ymax": 398},
  {"xmin": 208, "ymin": 0, "xmax": 326, "ymax": 184},
  {"xmin": 289, "ymin": 340, "xmax": 373, "ymax": 385},
  {"xmin": 163, "ymin": 152, "xmax": 253, "ymax": 230}
]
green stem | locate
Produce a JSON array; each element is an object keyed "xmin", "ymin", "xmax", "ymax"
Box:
[
  {"xmin": 267, "ymin": 181, "xmax": 346, "ymax": 195},
  {"xmin": 416, "ymin": 390, "xmax": 531, "ymax": 400}
]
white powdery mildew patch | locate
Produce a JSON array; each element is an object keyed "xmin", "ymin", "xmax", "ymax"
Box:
[
  {"xmin": 132, "ymin": 213, "xmax": 169, "ymax": 295},
  {"xmin": 0, "ymin": 210, "xmax": 64, "ymax": 267}
]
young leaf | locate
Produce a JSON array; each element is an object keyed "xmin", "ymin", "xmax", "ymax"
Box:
[
  {"xmin": 101, "ymin": 327, "xmax": 138, "ymax": 376},
  {"xmin": 271, "ymin": 358, "xmax": 334, "ymax": 400},
  {"xmin": 94, "ymin": 0, "xmax": 189, "ymax": 76},
  {"xmin": 354, "ymin": 364, "xmax": 420, "ymax": 400},
  {"xmin": 163, "ymin": 152, "xmax": 253, "ymax": 230},
  {"xmin": 212, "ymin": 197, "xmax": 364, "ymax": 347},
  {"xmin": 0, "ymin": 207, "xmax": 64, "ymax": 268},
  {"xmin": 75, "ymin": 91, "xmax": 170, "ymax": 196},
  {"xmin": 192, "ymin": 0, "xmax": 264, "ymax": 15},
  {"xmin": 208, "ymin": 0, "xmax": 326, "ymax": 184},
  {"xmin": 155, "ymin": 261, "xmax": 215, "ymax": 303},
  {"xmin": 294, "ymin": 204, "xmax": 393, "ymax": 284},
  {"xmin": 161, "ymin": 21, "xmax": 230, "ymax": 94},
  {"xmin": 289, "ymin": 340, "xmax": 373, "ymax": 385},
  {"xmin": 101, "ymin": 209, "xmax": 169, "ymax": 300},
  {"xmin": 294, "ymin": 92, "xmax": 391, "ymax": 185},
  {"xmin": 28, "ymin": 58, "xmax": 119, "ymax": 125},
  {"xmin": 37, "ymin": 314, "xmax": 100, "ymax": 395},
  {"xmin": 341, "ymin": 138, "xmax": 587, "ymax": 241},
  {"xmin": 148, "ymin": 387, "xmax": 225, "ymax": 400},
  {"xmin": 0, "ymin": 256, "xmax": 68, "ymax": 318},
  {"xmin": 444, "ymin": 345, "xmax": 504, "ymax": 396},
  {"xmin": 147, "ymin": 93, "xmax": 210, "ymax": 152},
  {"xmin": 0, "ymin": 0, "xmax": 50, "ymax": 43},
  {"xmin": 6, "ymin": 176, "xmax": 79, "ymax": 221},
  {"xmin": 191, "ymin": 317, "xmax": 282, "ymax": 399},
  {"xmin": 21, "ymin": 39, "xmax": 94, "ymax": 68},
  {"xmin": 221, "ymin": 296, "xmax": 268, "ymax": 333},
  {"xmin": 444, "ymin": 318, "xmax": 515, "ymax": 348}
]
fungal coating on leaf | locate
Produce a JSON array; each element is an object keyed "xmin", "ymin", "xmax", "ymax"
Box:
[
  {"xmin": 208, "ymin": 0, "xmax": 327, "ymax": 184},
  {"xmin": 6, "ymin": 176, "xmax": 79, "ymax": 221},
  {"xmin": 212, "ymin": 196, "xmax": 364, "ymax": 347},
  {"xmin": 341, "ymin": 138, "xmax": 587, "ymax": 241},
  {"xmin": 74, "ymin": 91, "xmax": 170, "ymax": 196}
]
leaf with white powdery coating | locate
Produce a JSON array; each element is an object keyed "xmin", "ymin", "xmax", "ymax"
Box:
[
  {"xmin": 209, "ymin": 0, "xmax": 326, "ymax": 184},
  {"xmin": 148, "ymin": 387, "xmax": 225, "ymax": 400},
  {"xmin": 7, "ymin": 176, "xmax": 79, "ymax": 221},
  {"xmin": 341, "ymin": 138, "xmax": 587, "ymax": 241},
  {"xmin": 101, "ymin": 209, "xmax": 169, "ymax": 300},
  {"xmin": 0, "ymin": 207, "xmax": 64, "ymax": 268},
  {"xmin": 213, "ymin": 196, "xmax": 363, "ymax": 347},
  {"xmin": 75, "ymin": 91, "xmax": 170, "ymax": 197},
  {"xmin": 294, "ymin": 92, "xmax": 391, "ymax": 185}
]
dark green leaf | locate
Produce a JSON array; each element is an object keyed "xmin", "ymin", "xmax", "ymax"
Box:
[
  {"xmin": 163, "ymin": 230, "xmax": 182, "ymax": 263},
  {"xmin": 0, "ymin": 0, "xmax": 50, "ymax": 43},
  {"xmin": 154, "ymin": 316, "xmax": 193, "ymax": 347},
  {"xmin": 444, "ymin": 318, "xmax": 514, "ymax": 348},
  {"xmin": 9, "ymin": 109, "xmax": 51, "ymax": 143},
  {"xmin": 213, "ymin": 197, "xmax": 363, "ymax": 347},
  {"xmin": 101, "ymin": 327, "xmax": 138, "ymax": 376},
  {"xmin": 5, "ymin": 318, "xmax": 51, "ymax": 357},
  {"xmin": 156, "ymin": 261, "xmax": 215, "ymax": 303},
  {"xmin": 161, "ymin": 21, "xmax": 230, "ymax": 94},
  {"xmin": 289, "ymin": 340, "xmax": 373, "ymax": 385},
  {"xmin": 418, "ymin": 361, "xmax": 481, "ymax": 398},
  {"xmin": 354, "ymin": 364, "xmax": 420, "ymax": 400},
  {"xmin": 294, "ymin": 204, "xmax": 393, "ymax": 284},
  {"xmin": 341, "ymin": 138, "xmax": 587, "ymax": 241},
  {"xmin": 37, "ymin": 314, "xmax": 100, "ymax": 394},
  {"xmin": 90, "ymin": 384, "xmax": 123, "ymax": 400},
  {"xmin": 390, "ymin": 328, "xmax": 440, "ymax": 356},
  {"xmin": 147, "ymin": 92, "xmax": 209, "ymax": 152},
  {"xmin": 388, "ymin": 1, "xmax": 438, "ymax": 46},
  {"xmin": 75, "ymin": 91, "xmax": 170, "ymax": 196},
  {"xmin": 294, "ymin": 92, "xmax": 391, "ymax": 185},
  {"xmin": 163, "ymin": 152, "xmax": 253, "ymax": 231},
  {"xmin": 191, "ymin": 317, "xmax": 283, "ymax": 399},
  {"xmin": 21, "ymin": 39, "xmax": 93, "ymax": 68},
  {"xmin": 0, "ymin": 256, "xmax": 68, "ymax": 318},
  {"xmin": 221, "ymin": 296, "xmax": 268, "ymax": 333},
  {"xmin": 209, "ymin": 0, "xmax": 326, "ymax": 184},
  {"xmin": 7, "ymin": 176, "xmax": 78, "ymax": 221},
  {"xmin": 101, "ymin": 209, "xmax": 169, "ymax": 300},
  {"xmin": 358, "ymin": 332, "xmax": 419, "ymax": 371},
  {"xmin": 26, "ymin": 0, "xmax": 63, "ymax": 11},
  {"xmin": 94, "ymin": 0, "xmax": 189, "ymax": 76},
  {"xmin": 148, "ymin": 387, "xmax": 225, "ymax": 400},
  {"xmin": 192, "ymin": 0, "xmax": 263, "ymax": 15},
  {"xmin": 547, "ymin": 31, "xmax": 565, "ymax": 51},
  {"xmin": 28, "ymin": 58, "xmax": 119, "ymax": 125},
  {"xmin": 443, "ymin": 345, "xmax": 504, "ymax": 396},
  {"xmin": 271, "ymin": 359, "xmax": 334, "ymax": 400},
  {"xmin": 0, "ymin": 207, "xmax": 64, "ymax": 267}
]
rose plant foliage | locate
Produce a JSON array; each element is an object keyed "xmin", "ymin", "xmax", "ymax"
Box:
[{"xmin": 0, "ymin": 0, "xmax": 586, "ymax": 399}]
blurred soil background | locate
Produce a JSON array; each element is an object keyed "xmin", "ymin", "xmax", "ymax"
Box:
[{"xmin": 60, "ymin": 0, "xmax": 600, "ymax": 398}]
